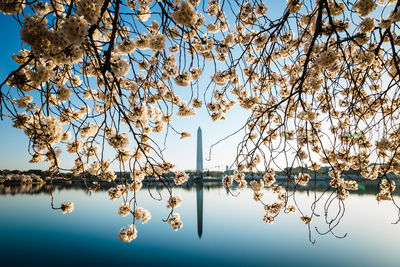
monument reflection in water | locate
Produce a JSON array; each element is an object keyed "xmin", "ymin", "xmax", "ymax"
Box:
[
  {"xmin": 196, "ymin": 126, "xmax": 204, "ymax": 239},
  {"xmin": 196, "ymin": 180, "xmax": 203, "ymax": 239}
]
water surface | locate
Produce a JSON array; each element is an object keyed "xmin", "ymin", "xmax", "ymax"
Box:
[{"xmin": 0, "ymin": 183, "xmax": 399, "ymax": 266}]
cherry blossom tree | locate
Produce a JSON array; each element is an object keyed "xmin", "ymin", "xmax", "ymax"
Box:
[{"xmin": 1, "ymin": 0, "xmax": 400, "ymax": 242}]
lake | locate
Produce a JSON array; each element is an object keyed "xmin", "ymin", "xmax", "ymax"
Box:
[{"xmin": 0, "ymin": 182, "xmax": 399, "ymax": 266}]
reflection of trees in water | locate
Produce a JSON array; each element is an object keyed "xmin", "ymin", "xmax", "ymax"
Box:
[
  {"xmin": 0, "ymin": 183, "xmax": 48, "ymax": 195},
  {"xmin": 0, "ymin": 180, "xmax": 395, "ymax": 197},
  {"xmin": 0, "ymin": 183, "xmax": 90, "ymax": 195}
]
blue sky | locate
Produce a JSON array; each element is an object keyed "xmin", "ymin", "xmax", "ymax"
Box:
[
  {"xmin": 0, "ymin": 1, "xmax": 299, "ymax": 172},
  {"xmin": 0, "ymin": 14, "xmax": 38, "ymax": 171},
  {"xmin": 0, "ymin": 8, "xmax": 253, "ymax": 172}
]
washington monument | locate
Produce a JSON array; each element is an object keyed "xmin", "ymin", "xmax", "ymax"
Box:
[{"xmin": 196, "ymin": 127, "xmax": 203, "ymax": 172}]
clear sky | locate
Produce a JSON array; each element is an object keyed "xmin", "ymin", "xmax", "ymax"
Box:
[
  {"xmin": 0, "ymin": 1, "xmax": 297, "ymax": 172},
  {"xmin": 0, "ymin": 9, "xmax": 255, "ymax": 172},
  {"xmin": 0, "ymin": 14, "xmax": 42, "ymax": 171}
]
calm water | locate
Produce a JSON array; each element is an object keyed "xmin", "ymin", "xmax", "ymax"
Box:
[{"xmin": 1, "ymin": 183, "xmax": 400, "ymax": 266}]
